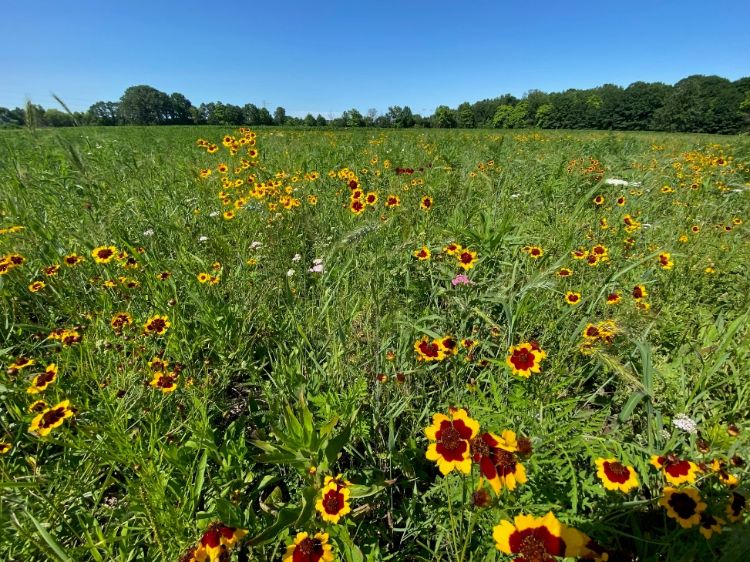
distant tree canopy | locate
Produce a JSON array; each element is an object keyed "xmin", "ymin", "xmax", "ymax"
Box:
[{"xmin": 1, "ymin": 75, "xmax": 748, "ymax": 133}]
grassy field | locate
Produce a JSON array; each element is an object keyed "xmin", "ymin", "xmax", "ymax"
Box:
[{"xmin": 1, "ymin": 126, "xmax": 749, "ymax": 562}]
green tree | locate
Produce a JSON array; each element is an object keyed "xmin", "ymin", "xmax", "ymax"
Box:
[
  {"xmin": 87, "ymin": 101, "xmax": 119, "ymax": 125},
  {"xmin": 119, "ymin": 85, "xmax": 172, "ymax": 125},
  {"xmin": 243, "ymin": 103, "xmax": 260, "ymax": 125},
  {"xmin": 315, "ymin": 114, "xmax": 327, "ymax": 127},
  {"xmin": 303, "ymin": 113, "xmax": 317, "ymax": 127},
  {"xmin": 168, "ymin": 93, "xmax": 193, "ymax": 124},
  {"xmin": 432, "ymin": 105, "xmax": 456, "ymax": 128},
  {"xmin": 259, "ymin": 107, "xmax": 274, "ymax": 125},
  {"xmin": 456, "ymin": 102, "xmax": 475, "ymax": 128},
  {"xmin": 273, "ymin": 106, "xmax": 287, "ymax": 125}
]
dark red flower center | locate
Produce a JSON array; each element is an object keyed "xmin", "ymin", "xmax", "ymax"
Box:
[
  {"xmin": 148, "ymin": 319, "xmax": 166, "ymax": 332},
  {"xmin": 97, "ymin": 249, "xmax": 113, "ymax": 259},
  {"xmin": 662, "ymin": 457, "xmax": 690, "ymax": 477},
  {"xmin": 509, "ymin": 527, "xmax": 565, "ymax": 561},
  {"xmin": 510, "ymin": 348, "xmax": 535, "ymax": 370},
  {"xmin": 323, "ymin": 489, "xmax": 344, "ymax": 514},
  {"xmin": 603, "ymin": 461, "xmax": 631, "ymax": 483},
  {"xmin": 418, "ymin": 341, "xmax": 440, "ymax": 358},
  {"xmin": 34, "ymin": 370, "xmax": 56, "ymax": 387},
  {"xmin": 40, "ymin": 407, "xmax": 66, "ymax": 428},
  {"xmin": 459, "ymin": 252, "xmax": 473, "ymax": 264},
  {"xmin": 633, "ymin": 287, "xmax": 644, "ymax": 299},
  {"xmin": 669, "ymin": 492, "xmax": 697, "ymax": 519},
  {"xmin": 294, "ymin": 537, "xmax": 324, "ymax": 562},
  {"xmin": 520, "ymin": 534, "xmax": 554, "ymax": 562},
  {"xmin": 493, "ymin": 449, "xmax": 517, "ymax": 476},
  {"xmin": 439, "ymin": 425, "xmax": 462, "ymax": 451},
  {"xmin": 730, "ymin": 492, "xmax": 745, "ymax": 515}
]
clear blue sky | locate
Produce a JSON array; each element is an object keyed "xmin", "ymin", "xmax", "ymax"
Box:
[{"xmin": 2, "ymin": 0, "xmax": 748, "ymax": 117}]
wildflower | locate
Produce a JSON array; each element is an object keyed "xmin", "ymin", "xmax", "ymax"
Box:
[
  {"xmin": 250, "ymin": 241, "xmax": 262, "ymax": 250},
  {"xmin": 595, "ymin": 458, "xmax": 639, "ymax": 493},
  {"xmin": 424, "ymin": 408, "xmax": 479, "ymax": 475},
  {"xmin": 506, "ymin": 342, "xmax": 546, "ymax": 378},
  {"xmin": 156, "ymin": 271, "xmax": 171, "ymax": 280},
  {"xmin": 493, "ymin": 512, "xmax": 586, "ymax": 560},
  {"xmin": 197, "ymin": 273, "xmax": 210, "ymax": 284},
  {"xmin": 658, "ymin": 252, "xmax": 674, "ymax": 270},
  {"xmin": 564, "ymin": 291, "xmax": 581, "ymax": 305},
  {"xmin": 472, "ymin": 430, "xmax": 527, "ymax": 493},
  {"xmin": 349, "ymin": 199, "xmax": 365, "ymax": 215},
  {"xmin": 143, "ymin": 228, "xmax": 155, "ymax": 237},
  {"xmin": 451, "ymin": 273, "xmax": 474, "ymax": 286},
  {"xmin": 26, "ymin": 364, "xmax": 58, "ymax": 394},
  {"xmin": 726, "ymin": 491, "xmax": 746, "ymax": 522},
  {"xmin": 443, "ymin": 242, "xmax": 462, "ymax": 255},
  {"xmin": 43, "ymin": 265, "xmax": 60, "ymax": 276},
  {"xmin": 283, "ymin": 532, "xmax": 334, "ymax": 562},
  {"xmin": 9, "ymin": 357, "xmax": 35, "ymax": 371},
  {"xmin": 456, "ymin": 249, "xmax": 478, "ymax": 270},
  {"xmin": 606, "ymin": 292, "xmax": 621, "ymax": 305},
  {"xmin": 198, "ymin": 523, "xmax": 248, "ymax": 561},
  {"xmin": 385, "ymin": 194, "xmax": 400, "ymax": 208},
  {"xmin": 571, "ymin": 249, "xmax": 588, "ymax": 260},
  {"xmin": 672, "ymin": 414, "xmax": 698, "ymax": 434},
  {"xmin": 365, "ymin": 192, "xmax": 378, "ymax": 206},
  {"xmin": 413, "ymin": 246, "xmax": 431, "ymax": 261},
  {"xmin": 63, "ymin": 253, "xmax": 85, "ymax": 266},
  {"xmin": 315, "ymin": 475, "xmax": 352, "ymax": 523},
  {"xmin": 659, "ymin": 487, "xmax": 706, "ymax": 528},
  {"xmin": 699, "ymin": 513, "xmax": 724, "ymax": 539},
  {"xmin": 28, "ymin": 400, "xmax": 47, "ymax": 413},
  {"xmin": 111, "ymin": 312, "xmax": 133, "ymax": 331},
  {"xmin": 632, "ymin": 284, "xmax": 647, "ymax": 301},
  {"xmin": 308, "ymin": 259, "xmax": 324, "ymax": 274},
  {"xmin": 593, "ymin": 195, "xmax": 605, "ymax": 206},
  {"xmin": 650, "ymin": 454, "xmax": 701, "ymax": 485},
  {"xmin": 28, "ymin": 281, "xmax": 45, "ymax": 292},
  {"xmin": 525, "ymin": 246, "xmax": 543, "ymax": 259},
  {"xmin": 92, "ymin": 246, "xmax": 117, "ymax": 264},
  {"xmin": 437, "ymin": 336, "xmax": 458, "ymax": 357},
  {"xmin": 148, "ymin": 357, "xmax": 169, "ymax": 371},
  {"xmin": 144, "ymin": 315, "xmax": 170, "ymax": 336},
  {"xmin": 557, "ymin": 268, "xmax": 573, "ymax": 277},
  {"xmin": 28, "ymin": 400, "xmax": 75, "ymax": 436},
  {"xmin": 286, "ymin": 269, "xmax": 295, "ymax": 277},
  {"xmin": 0, "ymin": 442, "xmax": 11, "ymax": 455},
  {"xmin": 420, "ymin": 195, "xmax": 433, "ymax": 211},
  {"xmin": 414, "ymin": 336, "xmax": 444, "ymax": 361},
  {"xmin": 149, "ymin": 372, "xmax": 177, "ymax": 393}
]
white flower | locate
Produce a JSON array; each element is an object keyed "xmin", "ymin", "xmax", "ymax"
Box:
[
  {"xmin": 312, "ymin": 258, "xmax": 323, "ymax": 265},
  {"xmin": 673, "ymin": 414, "xmax": 698, "ymax": 434},
  {"xmin": 292, "ymin": 254, "xmax": 302, "ymax": 262},
  {"xmin": 250, "ymin": 241, "xmax": 262, "ymax": 250},
  {"xmin": 199, "ymin": 236, "xmax": 208, "ymax": 242},
  {"xmin": 209, "ymin": 211, "xmax": 220, "ymax": 218},
  {"xmin": 308, "ymin": 259, "xmax": 324, "ymax": 273},
  {"xmin": 510, "ymin": 193, "xmax": 521, "ymax": 199},
  {"xmin": 143, "ymin": 229, "xmax": 154, "ymax": 237},
  {"xmin": 286, "ymin": 269, "xmax": 295, "ymax": 277},
  {"xmin": 604, "ymin": 178, "xmax": 642, "ymax": 187}
]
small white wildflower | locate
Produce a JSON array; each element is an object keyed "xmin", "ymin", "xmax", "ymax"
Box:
[
  {"xmin": 286, "ymin": 269, "xmax": 295, "ymax": 277},
  {"xmin": 312, "ymin": 258, "xmax": 323, "ymax": 265},
  {"xmin": 209, "ymin": 211, "xmax": 220, "ymax": 218},
  {"xmin": 143, "ymin": 229, "xmax": 154, "ymax": 237},
  {"xmin": 198, "ymin": 236, "xmax": 208, "ymax": 242},
  {"xmin": 673, "ymin": 414, "xmax": 698, "ymax": 434},
  {"xmin": 510, "ymin": 193, "xmax": 521, "ymax": 199},
  {"xmin": 292, "ymin": 254, "xmax": 302, "ymax": 262},
  {"xmin": 250, "ymin": 241, "xmax": 262, "ymax": 250}
]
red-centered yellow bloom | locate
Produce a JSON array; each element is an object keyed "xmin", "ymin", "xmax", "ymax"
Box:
[
  {"xmin": 606, "ymin": 292, "xmax": 621, "ymax": 305},
  {"xmin": 456, "ymin": 249, "xmax": 478, "ymax": 270},
  {"xmin": 63, "ymin": 254, "xmax": 86, "ymax": 267},
  {"xmin": 443, "ymin": 242, "xmax": 462, "ymax": 255},
  {"xmin": 385, "ymin": 194, "xmax": 400, "ymax": 208},
  {"xmin": 198, "ymin": 523, "xmax": 248, "ymax": 562},
  {"xmin": 110, "ymin": 312, "xmax": 133, "ymax": 331},
  {"xmin": 144, "ymin": 315, "xmax": 170, "ymax": 336},
  {"xmin": 506, "ymin": 342, "xmax": 546, "ymax": 377},
  {"xmin": 414, "ymin": 336, "xmax": 445, "ymax": 362},
  {"xmin": 557, "ymin": 267, "xmax": 573, "ymax": 277},
  {"xmin": 582, "ymin": 324, "xmax": 601, "ymax": 340},
  {"xmin": 632, "ymin": 284, "xmax": 648, "ymax": 301},
  {"xmin": 413, "ymin": 246, "xmax": 431, "ymax": 261},
  {"xmin": 425, "ymin": 408, "xmax": 479, "ymax": 475},
  {"xmin": 437, "ymin": 335, "xmax": 458, "ymax": 356},
  {"xmin": 590, "ymin": 244, "xmax": 609, "ymax": 260},
  {"xmin": 197, "ymin": 272, "xmax": 210, "ymax": 283},
  {"xmin": 149, "ymin": 372, "xmax": 177, "ymax": 393},
  {"xmin": 472, "ymin": 430, "xmax": 527, "ymax": 494},
  {"xmin": 593, "ymin": 195, "xmax": 605, "ymax": 206},
  {"xmin": 28, "ymin": 400, "xmax": 75, "ymax": 436},
  {"xmin": 223, "ymin": 210, "xmax": 235, "ymax": 220},
  {"xmin": 365, "ymin": 192, "xmax": 378, "ymax": 206},
  {"xmin": 9, "ymin": 357, "xmax": 35, "ymax": 371},
  {"xmin": 92, "ymin": 245, "xmax": 117, "ymax": 263},
  {"xmin": 349, "ymin": 199, "xmax": 365, "ymax": 215},
  {"xmin": 564, "ymin": 291, "xmax": 581, "ymax": 305},
  {"xmin": 658, "ymin": 252, "xmax": 674, "ymax": 270},
  {"xmin": 148, "ymin": 357, "xmax": 169, "ymax": 372},
  {"xmin": 616, "ymin": 196, "xmax": 626, "ymax": 206},
  {"xmin": 659, "ymin": 487, "xmax": 706, "ymax": 528},
  {"xmin": 157, "ymin": 271, "xmax": 171, "ymax": 281},
  {"xmin": 725, "ymin": 491, "xmax": 745, "ymax": 522},
  {"xmin": 283, "ymin": 532, "xmax": 334, "ymax": 562},
  {"xmin": 28, "ymin": 400, "xmax": 48, "ymax": 413},
  {"xmin": 571, "ymin": 248, "xmax": 588, "ymax": 260},
  {"xmin": 27, "ymin": 364, "xmax": 58, "ymax": 394},
  {"xmin": 28, "ymin": 281, "xmax": 45, "ymax": 292},
  {"xmin": 43, "ymin": 264, "xmax": 61, "ymax": 276},
  {"xmin": 493, "ymin": 512, "xmax": 586, "ymax": 560},
  {"xmin": 420, "ymin": 195, "xmax": 433, "ymax": 211},
  {"xmin": 595, "ymin": 458, "xmax": 639, "ymax": 493},
  {"xmin": 315, "ymin": 480, "xmax": 352, "ymax": 523},
  {"xmin": 650, "ymin": 455, "xmax": 701, "ymax": 485},
  {"xmin": 699, "ymin": 513, "xmax": 724, "ymax": 539},
  {"xmin": 525, "ymin": 245, "xmax": 543, "ymax": 259},
  {"xmin": 0, "ymin": 442, "xmax": 12, "ymax": 455}
]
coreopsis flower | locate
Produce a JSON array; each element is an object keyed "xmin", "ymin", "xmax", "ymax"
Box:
[
  {"xmin": 564, "ymin": 291, "xmax": 581, "ymax": 305},
  {"xmin": 147, "ymin": 357, "xmax": 169, "ymax": 372},
  {"xmin": 26, "ymin": 364, "xmax": 58, "ymax": 394},
  {"xmin": 283, "ymin": 532, "xmax": 334, "ymax": 562},
  {"xmin": 385, "ymin": 194, "xmax": 401, "ymax": 208},
  {"xmin": 493, "ymin": 512, "xmax": 586, "ymax": 560},
  {"xmin": 699, "ymin": 513, "xmax": 724, "ymax": 539},
  {"xmin": 149, "ymin": 372, "xmax": 177, "ymax": 393},
  {"xmin": 157, "ymin": 271, "xmax": 172, "ymax": 281},
  {"xmin": 144, "ymin": 315, "xmax": 170, "ymax": 336},
  {"xmin": 557, "ymin": 267, "xmax": 573, "ymax": 278},
  {"xmin": 420, "ymin": 195, "xmax": 433, "ymax": 211},
  {"xmin": 28, "ymin": 400, "xmax": 75, "ymax": 436},
  {"xmin": 659, "ymin": 487, "xmax": 706, "ymax": 528},
  {"xmin": 506, "ymin": 342, "xmax": 546, "ymax": 378},
  {"xmin": 315, "ymin": 475, "xmax": 352, "ymax": 523},
  {"xmin": 710, "ymin": 459, "xmax": 739, "ymax": 487},
  {"xmin": 443, "ymin": 242, "xmax": 462, "ymax": 255},
  {"xmin": 414, "ymin": 336, "xmax": 444, "ymax": 362},
  {"xmin": 349, "ymin": 199, "xmax": 365, "ymax": 215},
  {"xmin": 606, "ymin": 292, "xmax": 621, "ymax": 305},
  {"xmin": 413, "ymin": 246, "xmax": 431, "ymax": 261},
  {"xmin": 632, "ymin": 284, "xmax": 648, "ymax": 301},
  {"xmin": 9, "ymin": 357, "xmax": 35, "ymax": 371},
  {"xmin": 571, "ymin": 249, "xmax": 588, "ymax": 260},
  {"xmin": 28, "ymin": 281, "xmax": 46, "ymax": 293},
  {"xmin": 525, "ymin": 245, "xmax": 544, "ymax": 259},
  {"xmin": 43, "ymin": 264, "xmax": 61, "ymax": 276},
  {"xmin": 436, "ymin": 335, "xmax": 458, "ymax": 356},
  {"xmin": 424, "ymin": 408, "xmax": 479, "ymax": 475},
  {"xmin": 197, "ymin": 523, "xmax": 248, "ymax": 561},
  {"xmin": 0, "ymin": 442, "xmax": 11, "ymax": 455},
  {"xmin": 595, "ymin": 458, "xmax": 639, "ymax": 493},
  {"xmin": 28, "ymin": 400, "xmax": 47, "ymax": 413},
  {"xmin": 456, "ymin": 249, "xmax": 478, "ymax": 270},
  {"xmin": 197, "ymin": 273, "xmax": 211, "ymax": 284},
  {"xmin": 365, "ymin": 192, "xmax": 378, "ymax": 206},
  {"xmin": 616, "ymin": 196, "xmax": 626, "ymax": 206},
  {"xmin": 650, "ymin": 454, "xmax": 701, "ymax": 485},
  {"xmin": 110, "ymin": 312, "xmax": 133, "ymax": 331},
  {"xmin": 92, "ymin": 246, "xmax": 117, "ymax": 264},
  {"xmin": 725, "ymin": 492, "xmax": 745, "ymax": 522},
  {"xmin": 658, "ymin": 252, "xmax": 674, "ymax": 270},
  {"xmin": 472, "ymin": 430, "xmax": 527, "ymax": 493}
]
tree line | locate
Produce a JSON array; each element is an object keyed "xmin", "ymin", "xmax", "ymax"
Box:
[{"xmin": 2, "ymin": 75, "xmax": 749, "ymax": 134}]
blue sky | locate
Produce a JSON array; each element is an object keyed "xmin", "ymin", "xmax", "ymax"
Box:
[{"xmin": 2, "ymin": 0, "xmax": 749, "ymax": 117}]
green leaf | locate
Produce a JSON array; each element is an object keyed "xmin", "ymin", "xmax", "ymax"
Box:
[
  {"xmin": 247, "ymin": 505, "xmax": 301, "ymax": 546},
  {"xmin": 619, "ymin": 391, "xmax": 647, "ymax": 422},
  {"xmin": 25, "ymin": 510, "xmax": 72, "ymax": 562}
]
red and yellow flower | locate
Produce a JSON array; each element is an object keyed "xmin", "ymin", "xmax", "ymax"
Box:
[
  {"xmin": 699, "ymin": 513, "xmax": 724, "ymax": 539},
  {"xmin": 525, "ymin": 245, "xmax": 544, "ymax": 259},
  {"xmin": 632, "ymin": 284, "xmax": 648, "ymax": 301},
  {"xmin": 414, "ymin": 336, "xmax": 445, "ymax": 362},
  {"xmin": 425, "ymin": 408, "xmax": 479, "ymax": 475},
  {"xmin": 659, "ymin": 487, "xmax": 706, "ymax": 528},
  {"xmin": 26, "ymin": 364, "xmax": 58, "ymax": 394},
  {"xmin": 92, "ymin": 245, "xmax": 118, "ymax": 264},
  {"xmin": 493, "ymin": 512, "xmax": 586, "ymax": 561},
  {"xmin": 111, "ymin": 312, "xmax": 133, "ymax": 331},
  {"xmin": 456, "ymin": 249, "xmax": 478, "ymax": 270},
  {"xmin": 472, "ymin": 430, "xmax": 527, "ymax": 493},
  {"xmin": 283, "ymin": 532, "xmax": 334, "ymax": 562},
  {"xmin": 506, "ymin": 342, "xmax": 546, "ymax": 378},
  {"xmin": 606, "ymin": 292, "xmax": 621, "ymax": 305},
  {"xmin": 315, "ymin": 475, "xmax": 352, "ymax": 523},
  {"xmin": 28, "ymin": 400, "xmax": 75, "ymax": 436},
  {"xmin": 149, "ymin": 372, "xmax": 178, "ymax": 393},
  {"xmin": 28, "ymin": 281, "xmax": 46, "ymax": 292},
  {"xmin": 650, "ymin": 454, "xmax": 701, "ymax": 485},
  {"xmin": 420, "ymin": 195, "xmax": 433, "ymax": 211},
  {"xmin": 144, "ymin": 315, "xmax": 170, "ymax": 336},
  {"xmin": 195, "ymin": 523, "xmax": 247, "ymax": 562},
  {"xmin": 385, "ymin": 194, "xmax": 400, "ymax": 208},
  {"xmin": 413, "ymin": 246, "xmax": 431, "ymax": 261},
  {"xmin": 595, "ymin": 458, "xmax": 639, "ymax": 493},
  {"xmin": 564, "ymin": 291, "xmax": 581, "ymax": 305},
  {"xmin": 657, "ymin": 252, "xmax": 674, "ymax": 270},
  {"xmin": 726, "ymin": 491, "xmax": 746, "ymax": 522}
]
